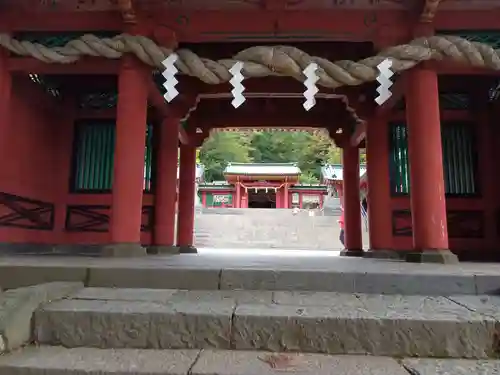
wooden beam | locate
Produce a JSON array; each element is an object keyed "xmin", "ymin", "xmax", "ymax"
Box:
[
  {"xmin": 191, "ymin": 112, "xmax": 326, "ymax": 128},
  {"xmin": 7, "ymin": 58, "xmax": 120, "ymax": 74},
  {"xmin": 147, "ymin": 79, "xmax": 197, "ymax": 145},
  {"xmin": 0, "ymin": 11, "xmax": 123, "ymax": 32},
  {"xmin": 2, "ymin": 10, "xmax": 407, "ymax": 42},
  {"xmin": 434, "ymin": 10, "xmax": 500, "ymax": 30}
]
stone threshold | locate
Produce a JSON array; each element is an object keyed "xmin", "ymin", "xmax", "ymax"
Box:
[
  {"xmin": 1, "ymin": 255, "xmax": 500, "ymax": 294},
  {"xmin": 0, "ymin": 347, "xmax": 498, "ymax": 374}
]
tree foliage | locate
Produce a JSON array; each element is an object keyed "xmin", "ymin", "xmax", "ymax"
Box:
[
  {"xmin": 199, "ymin": 130, "xmax": 363, "ymax": 183},
  {"xmin": 198, "ymin": 131, "xmax": 253, "ymax": 181}
]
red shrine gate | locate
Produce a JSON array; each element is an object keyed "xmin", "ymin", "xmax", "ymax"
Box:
[{"xmin": 0, "ymin": 0, "xmax": 499, "ymax": 262}]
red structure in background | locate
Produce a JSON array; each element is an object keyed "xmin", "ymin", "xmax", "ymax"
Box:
[
  {"xmin": 199, "ymin": 163, "xmax": 326, "ymax": 209},
  {"xmin": 0, "ymin": 0, "xmax": 499, "ymax": 262}
]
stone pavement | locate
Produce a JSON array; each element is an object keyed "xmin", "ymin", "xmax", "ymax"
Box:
[
  {"xmin": 2, "ymin": 278, "xmax": 500, "ymax": 373},
  {"xmin": 1, "ymin": 347, "xmax": 499, "ymax": 374},
  {"xmin": 33, "ymin": 288, "xmax": 498, "ymax": 358},
  {"xmin": 194, "ymin": 208, "xmax": 371, "ymax": 249},
  {"xmin": 0, "ymin": 252, "xmax": 499, "ymax": 294}
]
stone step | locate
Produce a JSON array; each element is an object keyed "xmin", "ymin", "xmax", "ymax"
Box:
[
  {"xmin": 32, "ymin": 288, "xmax": 499, "ymax": 358},
  {"xmin": 1, "ymin": 347, "xmax": 499, "ymax": 375}
]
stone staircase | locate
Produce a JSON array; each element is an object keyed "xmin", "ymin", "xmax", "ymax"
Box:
[
  {"xmin": 194, "ymin": 208, "xmax": 344, "ymax": 249},
  {"xmin": 0, "ymin": 281, "xmax": 499, "ymax": 374}
]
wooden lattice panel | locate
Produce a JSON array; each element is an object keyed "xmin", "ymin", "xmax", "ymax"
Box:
[
  {"xmin": 65, "ymin": 205, "xmax": 154, "ymax": 232},
  {"xmin": 0, "ymin": 192, "xmax": 55, "ymax": 230}
]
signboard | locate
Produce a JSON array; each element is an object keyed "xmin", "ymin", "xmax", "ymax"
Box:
[
  {"xmin": 302, "ymin": 195, "xmax": 320, "ymax": 203},
  {"xmin": 292, "ymin": 193, "xmax": 300, "ymax": 204},
  {"xmin": 213, "ymin": 195, "xmax": 230, "ymax": 204}
]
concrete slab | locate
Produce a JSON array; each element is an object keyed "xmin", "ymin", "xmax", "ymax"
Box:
[
  {"xmin": 0, "ymin": 346, "xmax": 200, "ymax": 375},
  {"xmin": 402, "ymin": 358, "xmax": 500, "ymax": 374},
  {"xmin": 34, "ymin": 299, "xmax": 235, "ymax": 349},
  {"xmin": 192, "ymin": 350, "xmax": 409, "ymax": 375}
]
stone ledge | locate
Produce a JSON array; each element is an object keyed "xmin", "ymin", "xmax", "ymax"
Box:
[
  {"xmin": 0, "ymin": 282, "xmax": 84, "ymax": 353},
  {"xmin": 33, "ymin": 291, "xmax": 497, "ymax": 358},
  {"xmin": 1, "ymin": 347, "xmax": 499, "ymax": 375}
]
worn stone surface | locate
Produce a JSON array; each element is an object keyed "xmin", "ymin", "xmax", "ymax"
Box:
[
  {"xmin": 353, "ymin": 273, "xmax": 476, "ymax": 295},
  {"xmin": 448, "ymin": 295, "xmax": 500, "ymax": 320},
  {"xmin": 221, "ymin": 269, "xmax": 357, "ymax": 292},
  {"xmin": 0, "ymin": 282, "xmax": 83, "ymax": 353},
  {"xmin": 273, "ymin": 291, "xmax": 363, "ymax": 307},
  {"xmin": 34, "ymin": 299, "xmax": 235, "ymax": 349},
  {"xmin": 232, "ymin": 295, "xmax": 497, "ymax": 357},
  {"xmin": 88, "ymin": 267, "xmax": 221, "ymax": 289},
  {"xmin": 0, "ymin": 346, "xmax": 200, "ymax": 375},
  {"xmin": 195, "ymin": 209, "xmax": 349, "ymax": 250},
  {"xmin": 0, "ymin": 265, "xmax": 87, "ymax": 290},
  {"xmin": 170, "ymin": 290, "xmax": 274, "ymax": 304},
  {"xmin": 73, "ymin": 287, "xmax": 178, "ymax": 302},
  {"xmin": 402, "ymin": 358, "xmax": 500, "ymax": 374},
  {"xmin": 192, "ymin": 350, "xmax": 409, "ymax": 375}
]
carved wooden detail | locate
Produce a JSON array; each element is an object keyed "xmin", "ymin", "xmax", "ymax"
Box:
[
  {"xmin": 392, "ymin": 209, "xmax": 484, "ymax": 238},
  {"xmin": 391, "ymin": 209, "xmax": 412, "ymax": 237},
  {"xmin": 0, "ymin": 192, "xmax": 55, "ymax": 230},
  {"xmin": 65, "ymin": 205, "xmax": 154, "ymax": 232}
]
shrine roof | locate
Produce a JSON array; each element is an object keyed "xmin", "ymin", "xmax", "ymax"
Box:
[
  {"xmin": 321, "ymin": 164, "xmax": 366, "ymax": 181},
  {"xmin": 224, "ymin": 163, "xmax": 301, "ymax": 176}
]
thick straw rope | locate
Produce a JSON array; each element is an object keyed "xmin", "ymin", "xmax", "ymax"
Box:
[{"xmin": 0, "ymin": 33, "xmax": 499, "ymax": 89}]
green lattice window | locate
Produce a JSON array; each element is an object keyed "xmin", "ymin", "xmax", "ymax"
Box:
[
  {"xmin": 79, "ymin": 91, "xmax": 118, "ymax": 109},
  {"xmin": 394, "ymin": 92, "xmax": 470, "ymax": 111},
  {"xmin": 71, "ymin": 121, "xmax": 154, "ymax": 193},
  {"xmin": 389, "ymin": 121, "xmax": 478, "ymax": 196},
  {"xmin": 14, "ymin": 32, "xmax": 119, "ymax": 48},
  {"xmin": 438, "ymin": 30, "xmax": 500, "ymax": 49}
]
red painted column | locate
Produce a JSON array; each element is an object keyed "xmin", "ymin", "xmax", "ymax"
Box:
[
  {"xmin": 107, "ymin": 57, "xmax": 149, "ymax": 256},
  {"xmin": 0, "ymin": 51, "xmax": 11, "ymax": 155},
  {"xmin": 365, "ymin": 116, "xmax": 394, "ymax": 257},
  {"xmin": 405, "ymin": 67, "xmax": 457, "ymax": 263},
  {"xmin": 235, "ymin": 182, "xmax": 241, "ymax": 208},
  {"xmin": 176, "ymin": 143, "xmax": 197, "ymax": 252},
  {"xmin": 283, "ymin": 184, "xmax": 289, "ymax": 209},
  {"xmin": 153, "ymin": 117, "xmax": 179, "ymax": 252},
  {"xmin": 341, "ymin": 145, "xmax": 363, "ymax": 256}
]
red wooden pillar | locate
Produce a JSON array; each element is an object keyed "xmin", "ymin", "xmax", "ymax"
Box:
[
  {"xmin": 152, "ymin": 117, "xmax": 179, "ymax": 253},
  {"xmin": 106, "ymin": 57, "xmax": 149, "ymax": 257},
  {"xmin": 235, "ymin": 182, "xmax": 241, "ymax": 208},
  {"xmin": 176, "ymin": 143, "xmax": 197, "ymax": 253},
  {"xmin": 0, "ymin": 51, "xmax": 11, "ymax": 156},
  {"xmin": 283, "ymin": 183, "xmax": 289, "ymax": 209},
  {"xmin": 341, "ymin": 145, "xmax": 363, "ymax": 256},
  {"xmin": 405, "ymin": 66, "xmax": 458, "ymax": 263},
  {"xmin": 364, "ymin": 116, "xmax": 396, "ymax": 258}
]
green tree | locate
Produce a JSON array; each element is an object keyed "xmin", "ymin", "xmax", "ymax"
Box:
[{"xmin": 199, "ymin": 131, "xmax": 253, "ymax": 182}]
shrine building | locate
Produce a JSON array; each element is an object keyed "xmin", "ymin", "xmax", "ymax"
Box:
[
  {"xmin": 321, "ymin": 164, "xmax": 368, "ymax": 201},
  {"xmin": 1, "ymin": 0, "xmax": 500, "ymax": 262},
  {"xmin": 198, "ymin": 163, "xmax": 327, "ymax": 209}
]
